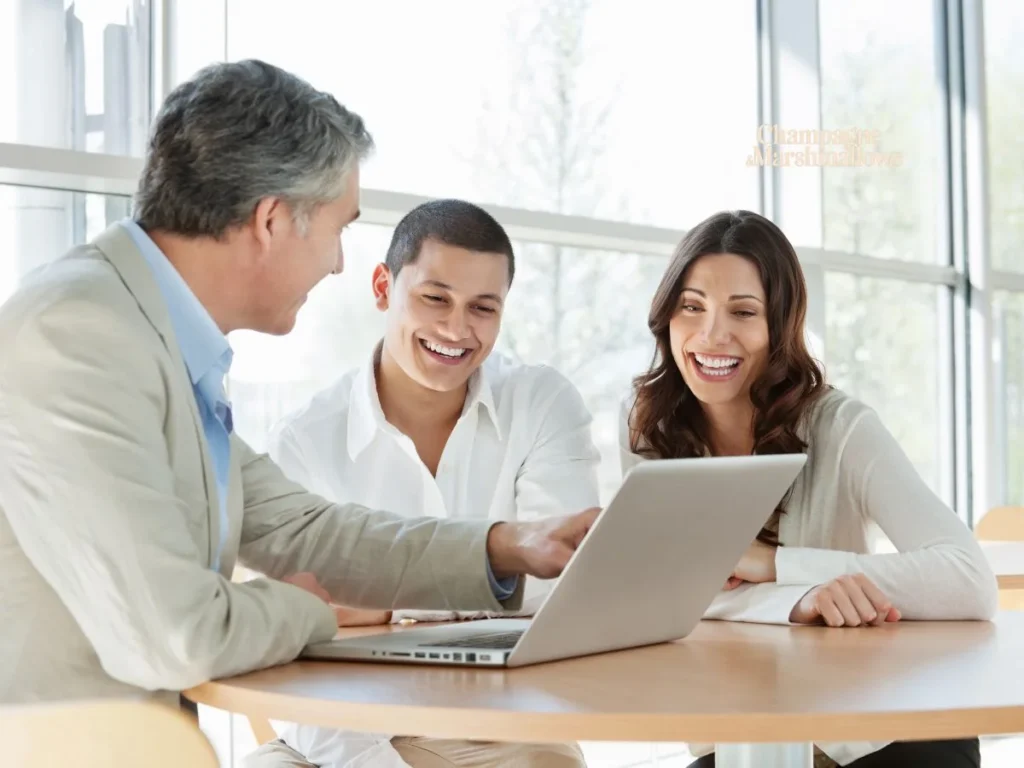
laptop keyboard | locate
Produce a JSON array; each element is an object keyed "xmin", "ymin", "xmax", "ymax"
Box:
[{"xmin": 420, "ymin": 630, "xmax": 524, "ymax": 650}]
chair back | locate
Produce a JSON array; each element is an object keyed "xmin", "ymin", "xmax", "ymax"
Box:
[
  {"xmin": 0, "ymin": 699, "xmax": 218, "ymax": 767},
  {"xmin": 975, "ymin": 506, "xmax": 1024, "ymax": 541}
]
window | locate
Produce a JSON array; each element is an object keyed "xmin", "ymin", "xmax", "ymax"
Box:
[
  {"xmin": 497, "ymin": 242, "xmax": 664, "ymax": 500},
  {"xmin": 0, "ymin": 184, "xmax": 130, "ymax": 303},
  {"xmin": 984, "ymin": 0, "xmax": 1024, "ymax": 272},
  {"xmin": 816, "ymin": 0, "xmax": 954, "ymax": 508},
  {"xmin": 818, "ymin": 0, "xmax": 946, "ymax": 264},
  {"xmin": 225, "ymin": 0, "xmax": 759, "ymax": 229},
  {"xmin": 229, "ymin": 224, "xmax": 391, "ymax": 452},
  {"xmin": 230, "ymin": 223, "xmax": 665, "ymax": 502},
  {"xmin": 994, "ymin": 291, "xmax": 1024, "ymax": 506},
  {"xmin": 824, "ymin": 273, "xmax": 948, "ymax": 497},
  {"xmin": 0, "ymin": 0, "xmax": 151, "ymax": 156}
]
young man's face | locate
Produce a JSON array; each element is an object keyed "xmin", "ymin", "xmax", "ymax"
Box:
[{"xmin": 373, "ymin": 238, "xmax": 510, "ymax": 393}]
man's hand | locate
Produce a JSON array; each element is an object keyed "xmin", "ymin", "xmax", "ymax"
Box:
[
  {"xmin": 282, "ymin": 573, "xmax": 391, "ymax": 626},
  {"xmin": 789, "ymin": 573, "xmax": 902, "ymax": 627},
  {"xmin": 487, "ymin": 507, "xmax": 601, "ymax": 580},
  {"xmin": 731, "ymin": 539, "xmax": 778, "ymax": 584},
  {"xmin": 723, "ymin": 576, "xmax": 745, "ymax": 591},
  {"xmin": 331, "ymin": 606, "xmax": 393, "ymax": 627}
]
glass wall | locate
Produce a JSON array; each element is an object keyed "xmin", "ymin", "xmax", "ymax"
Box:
[
  {"xmin": 818, "ymin": 0, "xmax": 946, "ymax": 264},
  {"xmin": 3, "ymin": 2, "xmax": 1022, "ymax": 765},
  {"xmin": 985, "ymin": 0, "xmax": 1024, "ymax": 273},
  {"xmin": 824, "ymin": 274, "xmax": 946, "ymax": 492},
  {"xmin": 994, "ymin": 291, "xmax": 1024, "ymax": 506},
  {"xmin": 0, "ymin": 0, "xmax": 150, "ymax": 156},
  {"xmin": 0, "ymin": 184, "xmax": 129, "ymax": 303},
  {"xmin": 226, "ymin": 0, "xmax": 760, "ymax": 230}
]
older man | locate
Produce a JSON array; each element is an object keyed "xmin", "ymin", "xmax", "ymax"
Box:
[{"xmin": 0, "ymin": 60, "xmax": 597, "ymax": 719}]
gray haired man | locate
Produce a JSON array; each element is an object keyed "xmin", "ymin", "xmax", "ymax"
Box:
[{"xmin": 0, "ymin": 59, "xmax": 598, "ymax": 764}]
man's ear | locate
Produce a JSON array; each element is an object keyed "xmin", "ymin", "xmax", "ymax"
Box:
[
  {"xmin": 250, "ymin": 197, "xmax": 284, "ymax": 259},
  {"xmin": 371, "ymin": 263, "xmax": 392, "ymax": 311}
]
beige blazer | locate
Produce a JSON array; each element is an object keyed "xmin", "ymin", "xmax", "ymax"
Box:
[{"xmin": 0, "ymin": 224, "xmax": 521, "ymax": 705}]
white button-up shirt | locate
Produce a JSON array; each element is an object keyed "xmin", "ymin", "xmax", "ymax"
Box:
[{"xmin": 267, "ymin": 348, "xmax": 601, "ymax": 768}]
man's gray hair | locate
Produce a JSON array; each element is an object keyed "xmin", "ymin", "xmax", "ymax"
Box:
[{"xmin": 133, "ymin": 59, "xmax": 373, "ymax": 238}]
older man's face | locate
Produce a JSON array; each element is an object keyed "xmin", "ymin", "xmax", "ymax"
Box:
[{"xmin": 248, "ymin": 169, "xmax": 361, "ymax": 335}]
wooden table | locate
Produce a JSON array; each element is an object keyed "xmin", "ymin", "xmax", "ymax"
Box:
[
  {"xmin": 186, "ymin": 613, "xmax": 1024, "ymax": 768},
  {"xmin": 983, "ymin": 540, "xmax": 1024, "ymax": 590}
]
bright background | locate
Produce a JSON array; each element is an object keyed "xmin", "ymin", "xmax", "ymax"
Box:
[{"xmin": 1, "ymin": 1, "xmax": 1022, "ymax": 764}]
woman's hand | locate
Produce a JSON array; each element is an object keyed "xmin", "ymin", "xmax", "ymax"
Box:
[
  {"xmin": 730, "ymin": 539, "xmax": 778, "ymax": 584},
  {"xmin": 789, "ymin": 573, "xmax": 902, "ymax": 627}
]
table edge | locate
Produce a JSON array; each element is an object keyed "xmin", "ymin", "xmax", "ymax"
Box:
[{"xmin": 184, "ymin": 682, "xmax": 1024, "ymax": 743}]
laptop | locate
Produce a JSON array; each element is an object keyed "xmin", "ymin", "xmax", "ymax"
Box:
[{"xmin": 301, "ymin": 453, "xmax": 808, "ymax": 668}]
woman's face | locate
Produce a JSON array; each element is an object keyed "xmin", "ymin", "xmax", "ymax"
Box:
[{"xmin": 668, "ymin": 253, "xmax": 770, "ymax": 408}]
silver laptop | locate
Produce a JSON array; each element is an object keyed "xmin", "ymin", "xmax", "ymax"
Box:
[{"xmin": 301, "ymin": 454, "xmax": 807, "ymax": 668}]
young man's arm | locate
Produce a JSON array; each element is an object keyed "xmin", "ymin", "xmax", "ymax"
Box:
[
  {"xmin": 392, "ymin": 371, "xmax": 602, "ymax": 623},
  {"xmin": 513, "ymin": 376, "xmax": 602, "ymax": 512},
  {"xmin": 509, "ymin": 374, "xmax": 602, "ymax": 614}
]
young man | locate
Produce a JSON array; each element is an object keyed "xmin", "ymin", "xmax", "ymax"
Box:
[
  {"xmin": 249, "ymin": 200, "xmax": 600, "ymax": 768},
  {"xmin": 0, "ymin": 62, "xmax": 598, "ymax": 712}
]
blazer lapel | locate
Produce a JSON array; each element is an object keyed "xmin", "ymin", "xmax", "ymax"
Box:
[
  {"xmin": 220, "ymin": 442, "xmax": 246, "ymax": 575},
  {"xmin": 91, "ymin": 224, "xmax": 222, "ymax": 568}
]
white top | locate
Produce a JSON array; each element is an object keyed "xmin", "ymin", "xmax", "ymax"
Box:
[
  {"xmin": 619, "ymin": 387, "xmax": 999, "ymax": 767},
  {"xmin": 268, "ymin": 348, "xmax": 601, "ymax": 768}
]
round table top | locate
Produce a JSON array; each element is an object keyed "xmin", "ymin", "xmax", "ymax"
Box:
[
  {"xmin": 983, "ymin": 540, "xmax": 1024, "ymax": 589},
  {"xmin": 186, "ymin": 612, "xmax": 1024, "ymax": 744}
]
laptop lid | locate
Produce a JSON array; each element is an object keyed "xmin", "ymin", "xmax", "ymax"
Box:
[{"xmin": 506, "ymin": 453, "xmax": 807, "ymax": 667}]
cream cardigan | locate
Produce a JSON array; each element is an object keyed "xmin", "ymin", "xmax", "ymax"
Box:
[{"xmin": 619, "ymin": 388, "xmax": 998, "ymax": 766}]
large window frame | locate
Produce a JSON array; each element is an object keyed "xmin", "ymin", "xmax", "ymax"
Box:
[
  {"xmin": 0, "ymin": 1, "xmax": 1015, "ymax": 764},
  {"xmin": 0, "ymin": 0, "xmax": 1004, "ymax": 519}
]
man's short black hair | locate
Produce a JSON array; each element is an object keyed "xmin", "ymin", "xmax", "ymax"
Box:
[{"xmin": 385, "ymin": 199, "xmax": 515, "ymax": 284}]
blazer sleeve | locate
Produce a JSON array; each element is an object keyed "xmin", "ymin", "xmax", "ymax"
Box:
[{"xmin": 236, "ymin": 440, "xmax": 523, "ymax": 614}]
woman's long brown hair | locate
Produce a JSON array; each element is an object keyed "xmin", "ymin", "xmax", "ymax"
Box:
[{"xmin": 628, "ymin": 210, "xmax": 827, "ymax": 543}]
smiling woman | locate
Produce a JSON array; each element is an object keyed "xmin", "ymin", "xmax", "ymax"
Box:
[
  {"xmin": 626, "ymin": 210, "xmax": 827, "ymax": 547},
  {"xmin": 628, "ymin": 210, "xmax": 826, "ymax": 465},
  {"xmin": 672, "ymin": 257, "xmax": 769, "ymax": 396},
  {"xmin": 620, "ymin": 210, "xmax": 996, "ymax": 768}
]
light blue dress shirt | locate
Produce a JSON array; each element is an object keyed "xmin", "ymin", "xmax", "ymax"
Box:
[
  {"xmin": 122, "ymin": 220, "xmax": 233, "ymax": 572},
  {"xmin": 120, "ymin": 220, "xmax": 514, "ymax": 597}
]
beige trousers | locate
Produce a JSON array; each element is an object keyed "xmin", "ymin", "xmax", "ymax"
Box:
[{"xmin": 243, "ymin": 737, "xmax": 586, "ymax": 767}]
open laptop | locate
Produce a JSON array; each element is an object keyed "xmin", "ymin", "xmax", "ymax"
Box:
[{"xmin": 301, "ymin": 453, "xmax": 807, "ymax": 668}]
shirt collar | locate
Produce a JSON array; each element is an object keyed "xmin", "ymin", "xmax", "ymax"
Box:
[
  {"xmin": 120, "ymin": 220, "xmax": 233, "ymax": 400},
  {"xmin": 346, "ymin": 346, "xmax": 393, "ymax": 462},
  {"xmin": 347, "ymin": 343, "xmax": 503, "ymax": 462},
  {"xmin": 466, "ymin": 358, "xmax": 502, "ymax": 441}
]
